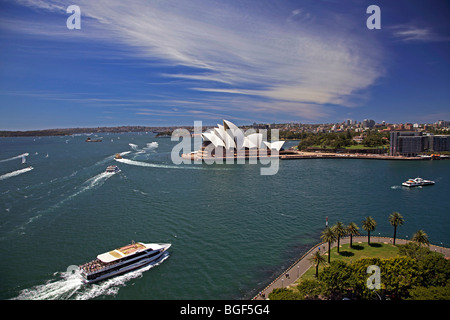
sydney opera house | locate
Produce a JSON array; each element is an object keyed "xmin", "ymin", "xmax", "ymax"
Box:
[{"xmin": 184, "ymin": 120, "xmax": 285, "ymax": 161}]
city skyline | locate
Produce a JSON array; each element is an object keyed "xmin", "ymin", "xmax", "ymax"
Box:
[{"xmin": 1, "ymin": 0, "xmax": 450, "ymax": 130}]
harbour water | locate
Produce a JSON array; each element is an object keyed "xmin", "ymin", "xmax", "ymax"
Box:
[{"xmin": 0, "ymin": 133, "xmax": 449, "ymax": 300}]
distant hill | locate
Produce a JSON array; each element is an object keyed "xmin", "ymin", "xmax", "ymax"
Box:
[{"xmin": 0, "ymin": 126, "xmax": 190, "ymax": 137}]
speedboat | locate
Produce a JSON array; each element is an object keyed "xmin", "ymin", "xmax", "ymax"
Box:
[
  {"xmin": 105, "ymin": 165, "xmax": 120, "ymax": 173},
  {"xmin": 80, "ymin": 241, "xmax": 171, "ymax": 283},
  {"xmin": 402, "ymin": 177, "xmax": 435, "ymax": 187}
]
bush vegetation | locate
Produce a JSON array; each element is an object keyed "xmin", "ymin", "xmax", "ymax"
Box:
[{"xmin": 269, "ymin": 242, "xmax": 449, "ymax": 300}]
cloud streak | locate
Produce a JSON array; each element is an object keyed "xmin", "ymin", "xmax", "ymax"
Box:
[
  {"xmin": 7, "ymin": 0, "xmax": 385, "ymax": 122},
  {"xmin": 390, "ymin": 24, "xmax": 450, "ymax": 43}
]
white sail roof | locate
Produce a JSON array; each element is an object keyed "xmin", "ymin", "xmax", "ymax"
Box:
[
  {"xmin": 203, "ymin": 131, "xmax": 225, "ymax": 148},
  {"xmin": 201, "ymin": 120, "xmax": 284, "ymax": 152},
  {"xmin": 263, "ymin": 141, "xmax": 285, "ymax": 151},
  {"xmin": 245, "ymin": 133, "xmax": 264, "ymax": 149},
  {"xmin": 223, "ymin": 130, "xmax": 236, "ymax": 149},
  {"xmin": 223, "ymin": 120, "xmax": 240, "ymax": 132},
  {"xmin": 215, "ymin": 125, "xmax": 227, "ymax": 141}
]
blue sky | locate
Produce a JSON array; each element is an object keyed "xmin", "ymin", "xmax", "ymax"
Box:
[{"xmin": 0, "ymin": 0, "xmax": 449, "ymax": 130}]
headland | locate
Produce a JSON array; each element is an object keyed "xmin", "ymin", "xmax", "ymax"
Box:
[{"xmin": 253, "ymin": 236, "xmax": 450, "ymax": 300}]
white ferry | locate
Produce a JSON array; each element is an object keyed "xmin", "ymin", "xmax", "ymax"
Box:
[
  {"xmin": 80, "ymin": 241, "xmax": 171, "ymax": 283},
  {"xmin": 402, "ymin": 177, "xmax": 435, "ymax": 187},
  {"xmin": 105, "ymin": 165, "xmax": 121, "ymax": 173}
]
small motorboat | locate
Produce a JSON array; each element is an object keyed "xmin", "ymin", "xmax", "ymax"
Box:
[
  {"xmin": 105, "ymin": 165, "xmax": 121, "ymax": 174},
  {"xmin": 402, "ymin": 177, "xmax": 435, "ymax": 187}
]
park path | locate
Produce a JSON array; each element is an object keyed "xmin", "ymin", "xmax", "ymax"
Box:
[{"xmin": 252, "ymin": 236, "xmax": 450, "ymax": 300}]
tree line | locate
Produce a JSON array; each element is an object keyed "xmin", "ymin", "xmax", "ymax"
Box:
[
  {"xmin": 296, "ymin": 130, "xmax": 389, "ymax": 150},
  {"xmin": 319, "ymin": 212, "xmax": 419, "ymax": 265},
  {"xmin": 269, "ymin": 212, "xmax": 449, "ymax": 300}
]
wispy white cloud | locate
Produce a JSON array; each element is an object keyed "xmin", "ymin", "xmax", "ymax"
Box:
[
  {"xmin": 390, "ymin": 24, "xmax": 450, "ymax": 43},
  {"xmin": 6, "ymin": 0, "xmax": 385, "ymax": 122}
]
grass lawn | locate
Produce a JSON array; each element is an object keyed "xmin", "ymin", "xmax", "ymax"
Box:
[{"xmin": 298, "ymin": 242, "xmax": 400, "ymax": 283}]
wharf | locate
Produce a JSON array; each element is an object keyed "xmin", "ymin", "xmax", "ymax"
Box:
[
  {"xmin": 280, "ymin": 151, "xmax": 448, "ymax": 161},
  {"xmin": 182, "ymin": 151, "xmax": 448, "ymax": 161}
]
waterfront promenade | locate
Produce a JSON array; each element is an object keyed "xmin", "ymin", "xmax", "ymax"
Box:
[
  {"xmin": 280, "ymin": 151, "xmax": 449, "ymax": 161},
  {"xmin": 252, "ymin": 236, "xmax": 450, "ymax": 300}
]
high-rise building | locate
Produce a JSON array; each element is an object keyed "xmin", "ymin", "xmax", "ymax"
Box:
[
  {"xmin": 363, "ymin": 119, "xmax": 375, "ymax": 128},
  {"xmin": 435, "ymin": 120, "xmax": 450, "ymax": 128},
  {"xmin": 431, "ymin": 135, "xmax": 450, "ymax": 151},
  {"xmin": 390, "ymin": 132, "xmax": 450, "ymax": 156}
]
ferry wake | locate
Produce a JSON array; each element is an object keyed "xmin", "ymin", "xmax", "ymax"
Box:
[{"xmin": 80, "ymin": 241, "xmax": 171, "ymax": 283}]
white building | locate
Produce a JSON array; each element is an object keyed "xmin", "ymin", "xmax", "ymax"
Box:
[{"xmin": 196, "ymin": 120, "xmax": 285, "ymax": 160}]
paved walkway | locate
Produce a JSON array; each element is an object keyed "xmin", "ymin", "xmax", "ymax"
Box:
[{"xmin": 252, "ymin": 236, "xmax": 450, "ymax": 300}]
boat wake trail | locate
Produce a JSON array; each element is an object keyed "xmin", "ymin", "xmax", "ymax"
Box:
[
  {"xmin": 0, "ymin": 153, "xmax": 29, "ymax": 163},
  {"xmin": 61, "ymin": 172, "xmax": 114, "ymax": 204},
  {"xmin": 115, "ymin": 158, "xmax": 200, "ymax": 170},
  {"xmin": 144, "ymin": 142, "xmax": 158, "ymax": 150},
  {"xmin": 32, "ymin": 172, "xmax": 115, "ymax": 218},
  {"xmin": 13, "ymin": 269, "xmax": 83, "ymax": 300},
  {"xmin": 0, "ymin": 167, "xmax": 34, "ymax": 181},
  {"xmin": 13, "ymin": 254, "xmax": 169, "ymax": 300}
]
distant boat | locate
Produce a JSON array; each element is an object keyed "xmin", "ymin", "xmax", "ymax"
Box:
[
  {"xmin": 86, "ymin": 137, "xmax": 102, "ymax": 142},
  {"xmin": 21, "ymin": 155, "xmax": 26, "ymax": 164},
  {"xmin": 105, "ymin": 165, "xmax": 121, "ymax": 174},
  {"xmin": 402, "ymin": 177, "xmax": 435, "ymax": 187}
]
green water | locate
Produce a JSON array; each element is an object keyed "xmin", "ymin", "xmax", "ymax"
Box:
[{"xmin": 0, "ymin": 133, "xmax": 449, "ymax": 299}]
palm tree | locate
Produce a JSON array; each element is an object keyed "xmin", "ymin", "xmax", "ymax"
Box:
[
  {"xmin": 362, "ymin": 216, "xmax": 377, "ymax": 245},
  {"xmin": 333, "ymin": 222, "xmax": 347, "ymax": 253},
  {"xmin": 308, "ymin": 251, "xmax": 327, "ymax": 278},
  {"xmin": 412, "ymin": 230, "xmax": 430, "ymax": 246},
  {"xmin": 388, "ymin": 211, "xmax": 404, "ymax": 245},
  {"xmin": 347, "ymin": 222, "xmax": 360, "ymax": 248},
  {"xmin": 321, "ymin": 227, "xmax": 336, "ymax": 263}
]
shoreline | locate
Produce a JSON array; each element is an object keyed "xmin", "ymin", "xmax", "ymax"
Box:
[
  {"xmin": 280, "ymin": 151, "xmax": 449, "ymax": 161},
  {"xmin": 252, "ymin": 236, "xmax": 450, "ymax": 300},
  {"xmin": 181, "ymin": 151, "xmax": 449, "ymax": 162}
]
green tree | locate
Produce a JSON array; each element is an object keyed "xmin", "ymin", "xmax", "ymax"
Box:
[
  {"xmin": 347, "ymin": 257, "xmax": 382, "ymax": 299},
  {"xmin": 347, "ymin": 222, "xmax": 360, "ymax": 248},
  {"xmin": 350, "ymin": 256, "xmax": 421, "ymax": 299},
  {"xmin": 412, "ymin": 230, "xmax": 430, "ymax": 247},
  {"xmin": 362, "ymin": 216, "xmax": 377, "ymax": 245},
  {"xmin": 380, "ymin": 257, "xmax": 421, "ymax": 298},
  {"xmin": 408, "ymin": 285, "xmax": 450, "ymax": 300},
  {"xmin": 268, "ymin": 288, "xmax": 303, "ymax": 300},
  {"xmin": 333, "ymin": 222, "xmax": 347, "ymax": 253},
  {"xmin": 417, "ymin": 253, "xmax": 450, "ymax": 287},
  {"xmin": 296, "ymin": 279, "xmax": 324, "ymax": 300},
  {"xmin": 388, "ymin": 211, "xmax": 404, "ymax": 245},
  {"xmin": 319, "ymin": 260, "xmax": 353, "ymax": 299},
  {"xmin": 398, "ymin": 242, "xmax": 432, "ymax": 260},
  {"xmin": 321, "ymin": 227, "xmax": 337, "ymax": 263},
  {"xmin": 309, "ymin": 251, "xmax": 327, "ymax": 278}
]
